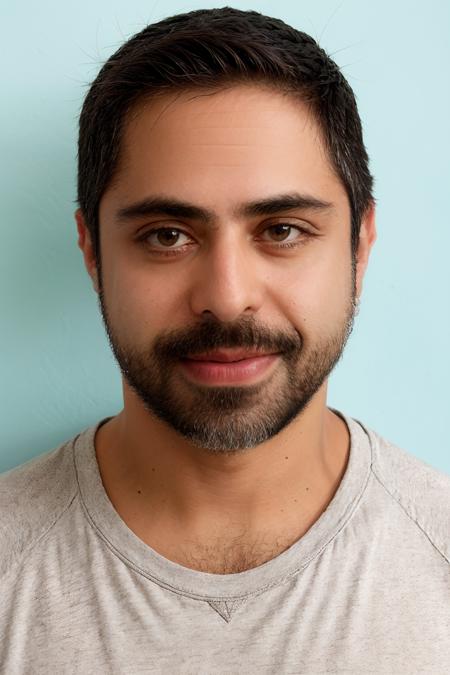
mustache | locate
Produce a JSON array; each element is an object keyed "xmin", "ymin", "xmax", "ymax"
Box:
[{"xmin": 153, "ymin": 317, "xmax": 303, "ymax": 362}]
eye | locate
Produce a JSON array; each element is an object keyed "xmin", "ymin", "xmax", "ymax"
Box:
[
  {"xmin": 138, "ymin": 222, "xmax": 310, "ymax": 257},
  {"xmin": 261, "ymin": 223, "xmax": 306, "ymax": 246},
  {"xmin": 138, "ymin": 227, "xmax": 193, "ymax": 255}
]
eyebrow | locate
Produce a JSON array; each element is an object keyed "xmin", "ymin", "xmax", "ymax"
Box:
[{"xmin": 115, "ymin": 192, "xmax": 334, "ymax": 226}]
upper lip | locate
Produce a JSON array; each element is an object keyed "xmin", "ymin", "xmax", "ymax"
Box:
[{"xmin": 185, "ymin": 349, "xmax": 275, "ymax": 362}]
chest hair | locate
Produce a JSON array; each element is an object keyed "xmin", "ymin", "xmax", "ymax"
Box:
[{"xmin": 171, "ymin": 530, "xmax": 302, "ymax": 574}]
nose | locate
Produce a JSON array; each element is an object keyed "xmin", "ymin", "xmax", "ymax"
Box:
[{"xmin": 188, "ymin": 231, "xmax": 266, "ymax": 323}]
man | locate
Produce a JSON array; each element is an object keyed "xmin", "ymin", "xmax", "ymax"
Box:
[{"xmin": 1, "ymin": 6, "xmax": 449, "ymax": 674}]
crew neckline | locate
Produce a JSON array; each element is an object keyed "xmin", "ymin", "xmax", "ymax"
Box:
[{"xmin": 73, "ymin": 409, "xmax": 372, "ymax": 601}]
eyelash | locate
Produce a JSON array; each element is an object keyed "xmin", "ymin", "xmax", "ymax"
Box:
[{"xmin": 137, "ymin": 224, "xmax": 311, "ymax": 257}]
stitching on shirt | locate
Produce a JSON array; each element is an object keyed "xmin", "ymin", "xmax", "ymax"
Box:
[
  {"xmin": 77, "ymin": 498, "xmax": 353, "ymax": 603},
  {"xmin": 370, "ymin": 468, "xmax": 450, "ymax": 567},
  {"xmin": 0, "ymin": 444, "xmax": 80, "ymax": 585}
]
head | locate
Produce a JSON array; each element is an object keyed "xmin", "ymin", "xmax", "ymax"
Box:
[{"xmin": 76, "ymin": 7, "xmax": 376, "ymax": 454}]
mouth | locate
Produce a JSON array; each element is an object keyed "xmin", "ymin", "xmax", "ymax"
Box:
[
  {"xmin": 184, "ymin": 349, "xmax": 277, "ymax": 363},
  {"xmin": 179, "ymin": 351, "xmax": 279, "ymax": 385}
]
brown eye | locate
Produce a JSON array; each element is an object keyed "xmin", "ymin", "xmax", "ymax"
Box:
[
  {"xmin": 155, "ymin": 229, "xmax": 181, "ymax": 246},
  {"xmin": 263, "ymin": 223, "xmax": 307, "ymax": 245},
  {"xmin": 142, "ymin": 227, "xmax": 191, "ymax": 249},
  {"xmin": 268, "ymin": 224, "xmax": 292, "ymax": 241}
]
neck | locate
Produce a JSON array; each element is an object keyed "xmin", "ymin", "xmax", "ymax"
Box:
[{"xmin": 94, "ymin": 385, "xmax": 350, "ymax": 564}]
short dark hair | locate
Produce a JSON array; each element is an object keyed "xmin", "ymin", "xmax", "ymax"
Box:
[{"xmin": 77, "ymin": 6, "xmax": 374, "ymax": 264}]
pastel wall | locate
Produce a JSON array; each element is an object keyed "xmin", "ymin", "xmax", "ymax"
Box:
[{"xmin": 1, "ymin": 0, "xmax": 449, "ymax": 472}]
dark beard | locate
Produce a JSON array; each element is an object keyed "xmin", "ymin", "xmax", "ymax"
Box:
[{"xmin": 97, "ymin": 269, "xmax": 357, "ymax": 455}]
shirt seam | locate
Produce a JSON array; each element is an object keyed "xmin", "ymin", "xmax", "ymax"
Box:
[
  {"xmin": 370, "ymin": 467, "xmax": 450, "ymax": 566},
  {"xmin": 0, "ymin": 487, "xmax": 79, "ymax": 585}
]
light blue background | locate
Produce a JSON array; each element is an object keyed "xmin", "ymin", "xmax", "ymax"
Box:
[{"xmin": 1, "ymin": 1, "xmax": 449, "ymax": 473}]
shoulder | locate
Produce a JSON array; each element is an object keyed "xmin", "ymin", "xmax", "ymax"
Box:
[
  {"xmin": 0, "ymin": 431, "xmax": 81, "ymax": 580},
  {"xmin": 359, "ymin": 419, "xmax": 450, "ymax": 563}
]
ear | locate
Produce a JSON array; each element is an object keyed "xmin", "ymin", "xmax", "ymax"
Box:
[
  {"xmin": 75, "ymin": 208, "xmax": 100, "ymax": 294},
  {"xmin": 355, "ymin": 202, "xmax": 377, "ymax": 299}
]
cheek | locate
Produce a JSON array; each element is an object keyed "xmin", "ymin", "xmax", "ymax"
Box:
[
  {"xmin": 102, "ymin": 255, "xmax": 180, "ymax": 344},
  {"xmin": 275, "ymin": 243, "xmax": 352, "ymax": 336}
]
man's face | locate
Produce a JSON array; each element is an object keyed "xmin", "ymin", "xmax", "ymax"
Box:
[{"xmin": 91, "ymin": 84, "xmax": 362, "ymax": 454}]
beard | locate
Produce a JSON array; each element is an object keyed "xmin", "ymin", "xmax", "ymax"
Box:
[{"xmin": 97, "ymin": 266, "xmax": 357, "ymax": 455}]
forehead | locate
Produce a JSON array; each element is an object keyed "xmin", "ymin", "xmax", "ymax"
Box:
[{"xmin": 104, "ymin": 84, "xmax": 348, "ymax": 216}]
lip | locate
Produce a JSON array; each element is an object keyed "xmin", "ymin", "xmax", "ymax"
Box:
[
  {"xmin": 179, "ymin": 353, "xmax": 279, "ymax": 385},
  {"xmin": 186, "ymin": 349, "xmax": 275, "ymax": 362}
]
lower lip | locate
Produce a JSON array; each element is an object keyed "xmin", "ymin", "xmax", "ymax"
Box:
[{"xmin": 179, "ymin": 354, "xmax": 279, "ymax": 385}]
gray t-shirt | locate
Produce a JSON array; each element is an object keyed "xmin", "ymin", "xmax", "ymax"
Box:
[{"xmin": 1, "ymin": 410, "xmax": 450, "ymax": 674}]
